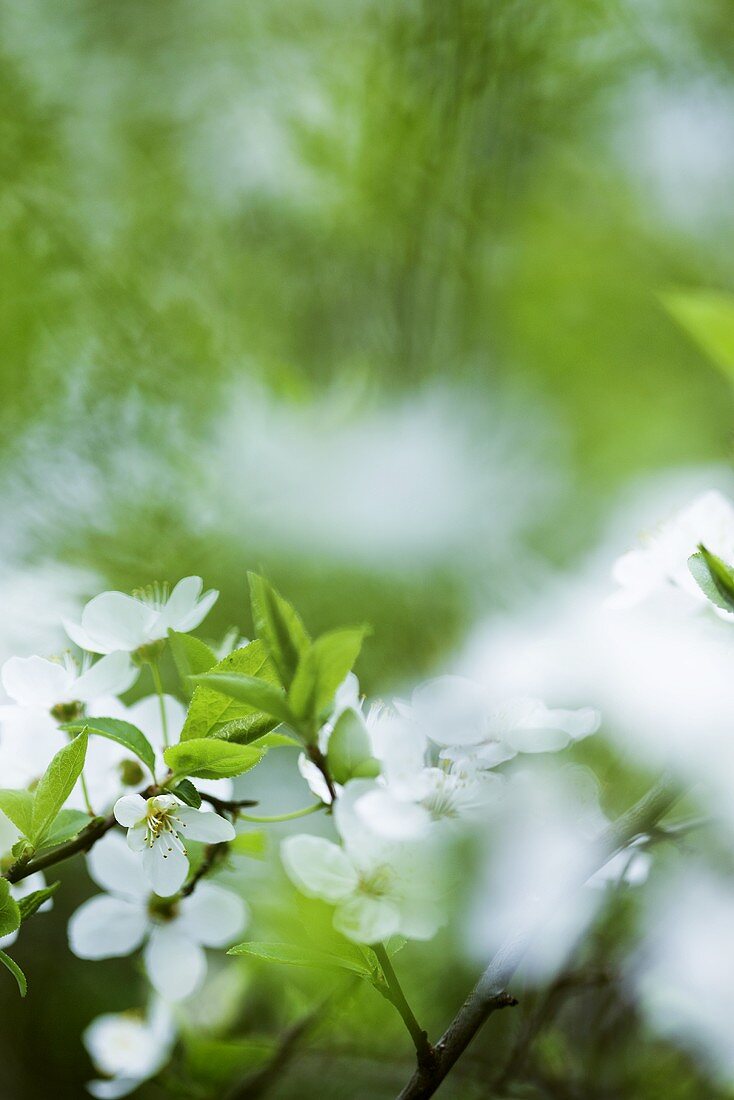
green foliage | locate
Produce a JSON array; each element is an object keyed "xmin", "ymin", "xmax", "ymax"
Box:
[
  {"xmin": 18, "ymin": 882, "xmax": 59, "ymax": 923},
  {"xmin": 289, "ymin": 627, "xmax": 367, "ymax": 724},
  {"xmin": 248, "ymin": 573, "xmax": 310, "ymax": 687},
  {"xmin": 183, "ymin": 1036, "xmax": 274, "ymax": 1088},
  {"xmin": 180, "ymin": 641, "xmax": 280, "ymax": 742},
  {"xmin": 168, "ymin": 629, "xmax": 218, "ymax": 689},
  {"xmin": 39, "ymin": 809, "xmax": 91, "ymax": 851},
  {"xmin": 230, "ymin": 831, "xmax": 267, "ymax": 860},
  {"xmin": 688, "ymin": 544, "xmax": 734, "ymax": 613},
  {"xmin": 664, "ymin": 290, "xmax": 734, "ymax": 381},
  {"xmin": 164, "ymin": 738, "xmax": 264, "ymax": 780},
  {"xmin": 62, "ymin": 717, "xmax": 156, "ymax": 780},
  {"xmin": 170, "ymin": 778, "xmax": 202, "ymax": 808},
  {"xmin": 227, "ymin": 940, "xmax": 373, "ymax": 979},
  {"xmin": 0, "ymin": 790, "xmax": 34, "ymax": 839},
  {"xmin": 0, "ymin": 880, "xmax": 21, "ymax": 938},
  {"xmin": 0, "ymin": 951, "xmax": 27, "ymax": 997},
  {"xmin": 192, "ymin": 672, "xmax": 295, "ymax": 727},
  {"xmin": 326, "ymin": 709, "xmax": 380, "ymax": 785},
  {"xmin": 30, "ymin": 733, "xmax": 88, "ymax": 846}
]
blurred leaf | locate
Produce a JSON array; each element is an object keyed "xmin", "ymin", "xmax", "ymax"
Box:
[
  {"xmin": 688, "ymin": 544, "xmax": 734, "ymax": 612},
  {"xmin": 248, "ymin": 573, "xmax": 310, "ymax": 687},
  {"xmin": 0, "ymin": 790, "xmax": 34, "ymax": 839},
  {"xmin": 183, "ymin": 1035, "xmax": 274, "ymax": 1087},
  {"xmin": 227, "ymin": 941, "xmax": 372, "ymax": 978},
  {"xmin": 18, "ymin": 881, "xmax": 59, "ymax": 923},
  {"xmin": 181, "ymin": 641, "xmax": 280, "ymax": 742},
  {"xmin": 0, "ymin": 880, "xmax": 21, "ymax": 938},
  {"xmin": 230, "ymin": 831, "xmax": 267, "ymax": 860},
  {"xmin": 326, "ymin": 709, "xmax": 379, "ymax": 785},
  {"xmin": 63, "ymin": 717, "xmax": 156, "ymax": 779},
  {"xmin": 165, "ymin": 738, "xmax": 264, "ymax": 780},
  {"xmin": 0, "ymin": 951, "xmax": 26, "ymax": 997},
  {"xmin": 31, "ymin": 733, "xmax": 88, "ymax": 845},
  {"xmin": 664, "ymin": 290, "xmax": 734, "ymax": 379},
  {"xmin": 289, "ymin": 628, "xmax": 367, "ymax": 722},
  {"xmin": 168, "ymin": 629, "xmax": 218, "ymax": 689}
]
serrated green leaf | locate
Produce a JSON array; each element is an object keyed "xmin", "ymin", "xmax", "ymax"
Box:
[
  {"xmin": 289, "ymin": 628, "xmax": 367, "ymax": 723},
  {"xmin": 326, "ymin": 708, "xmax": 379, "ymax": 785},
  {"xmin": 63, "ymin": 717, "xmax": 156, "ymax": 779},
  {"xmin": 230, "ymin": 830, "xmax": 267, "ymax": 859},
  {"xmin": 165, "ymin": 738, "xmax": 264, "ymax": 780},
  {"xmin": 0, "ymin": 880, "xmax": 21, "ymax": 938},
  {"xmin": 689, "ymin": 545, "xmax": 734, "ymax": 613},
  {"xmin": 250, "ymin": 731, "xmax": 300, "ymax": 749},
  {"xmin": 171, "ymin": 778, "xmax": 202, "ymax": 808},
  {"xmin": 18, "ymin": 881, "xmax": 59, "ymax": 923},
  {"xmin": 0, "ymin": 951, "xmax": 26, "ymax": 996},
  {"xmin": 248, "ymin": 574, "xmax": 310, "ymax": 687},
  {"xmin": 30, "ymin": 732, "xmax": 88, "ymax": 846},
  {"xmin": 168, "ymin": 629, "xmax": 218, "ymax": 690},
  {"xmin": 180, "ymin": 641, "xmax": 280, "ymax": 742},
  {"xmin": 227, "ymin": 941, "xmax": 372, "ymax": 977},
  {"xmin": 192, "ymin": 672, "xmax": 295, "ymax": 726},
  {"xmin": 0, "ymin": 790, "xmax": 34, "ymax": 839}
]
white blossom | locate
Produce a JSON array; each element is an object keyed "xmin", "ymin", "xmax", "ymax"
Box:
[
  {"xmin": 65, "ymin": 577, "xmax": 218, "ymax": 655},
  {"xmin": 281, "ymin": 782, "xmax": 445, "ymax": 944},
  {"xmin": 608, "ymin": 489, "xmax": 734, "ymax": 609},
  {"xmin": 69, "ymin": 831, "xmax": 247, "ymax": 1000},
  {"xmin": 83, "ymin": 999, "xmax": 175, "ymax": 1099},
  {"xmin": 114, "ymin": 793, "xmax": 235, "ymax": 897}
]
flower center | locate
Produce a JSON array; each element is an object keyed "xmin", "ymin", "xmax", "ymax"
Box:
[
  {"xmin": 147, "ymin": 895, "xmax": 180, "ymax": 922},
  {"xmin": 50, "ymin": 700, "xmax": 84, "ymax": 723},
  {"xmin": 131, "ymin": 581, "xmax": 171, "ymax": 611},
  {"xmin": 359, "ymin": 866, "xmax": 392, "ymax": 898}
]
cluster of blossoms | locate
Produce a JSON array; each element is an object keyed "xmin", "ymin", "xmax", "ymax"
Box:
[{"xmin": 5, "ymin": 544, "xmax": 706, "ymax": 1097}]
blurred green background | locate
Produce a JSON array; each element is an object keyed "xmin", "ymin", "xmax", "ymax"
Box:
[{"xmin": 2, "ymin": 0, "xmax": 734, "ymax": 1096}]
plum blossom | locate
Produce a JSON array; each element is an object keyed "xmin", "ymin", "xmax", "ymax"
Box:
[
  {"xmin": 281, "ymin": 782, "xmax": 445, "ymax": 944},
  {"xmin": 403, "ymin": 675, "xmax": 599, "ymax": 769},
  {"xmin": 608, "ymin": 489, "xmax": 734, "ymax": 609},
  {"xmin": 65, "ymin": 577, "xmax": 218, "ymax": 655},
  {"xmin": 114, "ymin": 793, "xmax": 235, "ymax": 897},
  {"xmin": 69, "ymin": 831, "xmax": 247, "ymax": 1000},
  {"xmin": 83, "ymin": 999, "xmax": 175, "ymax": 1099}
]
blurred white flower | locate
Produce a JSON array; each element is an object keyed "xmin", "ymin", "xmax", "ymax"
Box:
[
  {"xmin": 69, "ymin": 831, "xmax": 247, "ymax": 1001},
  {"xmin": 65, "ymin": 577, "xmax": 218, "ymax": 655},
  {"xmin": 281, "ymin": 782, "xmax": 445, "ymax": 944},
  {"xmin": 296, "ymin": 673, "xmax": 366, "ymax": 805},
  {"xmin": 113, "ymin": 793, "xmax": 234, "ymax": 897},
  {"xmin": 83, "ymin": 999, "xmax": 175, "ymax": 1099},
  {"xmin": 404, "ymin": 675, "xmax": 598, "ymax": 767},
  {"xmin": 608, "ymin": 489, "xmax": 734, "ymax": 609},
  {"xmin": 0, "ymin": 651, "xmax": 136, "ymax": 714}
]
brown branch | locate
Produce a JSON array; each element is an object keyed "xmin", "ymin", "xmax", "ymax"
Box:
[
  {"xmin": 198, "ymin": 792, "xmax": 259, "ymax": 815},
  {"xmin": 396, "ymin": 771, "xmax": 682, "ymax": 1100},
  {"xmin": 4, "ymin": 812, "xmax": 118, "ymax": 884}
]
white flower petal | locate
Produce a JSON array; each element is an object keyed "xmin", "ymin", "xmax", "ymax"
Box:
[
  {"xmin": 68, "ymin": 896, "xmax": 147, "ymax": 959},
  {"xmin": 174, "ymin": 807, "xmax": 235, "ymax": 844},
  {"xmin": 1, "ymin": 655, "xmax": 72, "ymax": 708},
  {"xmin": 88, "ymin": 1077, "xmax": 142, "ymax": 1099},
  {"xmin": 412, "ymin": 676, "xmax": 491, "ymax": 747},
  {"xmin": 281, "ymin": 835, "xmax": 358, "ymax": 903},
  {"xmin": 74, "ymin": 652, "xmax": 138, "ymax": 703},
  {"xmin": 127, "ymin": 823, "xmax": 148, "ymax": 852},
  {"xmin": 177, "ymin": 883, "xmax": 248, "ymax": 947},
  {"xmin": 333, "ymin": 895, "xmax": 401, "ymax": 944},
  {"xmin": 82, "ymin": 592, "xmax": 156, "ymax": 653},
  {"xmin": 87, "ymin": 831, "xmax": 149, "ymax": 900},
  {"xmin": 297, "ymin": 752, "xmax": 333, "ymax": 804},
  {"xmin": 114, "ymin": 794, "xmax": 147, "ymax": 828},
  {"xmin": 143, "ymin": 837, "xmax": 189, "ymax": 897},
  {"xmin": 143, "ymin": 925, "xmax": 206, "ymax": 1000},
  {"xmin": 354, "ymin": 789, "xmax": 432, "ymax": 841}
]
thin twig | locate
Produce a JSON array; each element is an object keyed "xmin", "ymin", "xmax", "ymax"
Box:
[
  {"xmin": 396, "ymin": 771, "xmax": 682, "ymax": 1100},
  {"xmin": 199, "ymin": 793, "xmax": 259, "ymax": 815},
  {"xmin": 4, "ymin": 812, "xmax": 118, "ymax": 884},
  {"xmin": 373, "ymin": 943, "xmax": 435, "ymax": 1069}
]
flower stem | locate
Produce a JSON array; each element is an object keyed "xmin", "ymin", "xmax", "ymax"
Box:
[
  {"xmin": 373, "ymin": 943, "xmax": 434, "ymax": 1069},
  {"xmin": 79, "ymin": 772, "xmax": 96, "ymax": 817},
  {"xmin": 236, "ymin": 802, "xmax": 323, "ymax": 824},
  {"xmin": 150, "ymin": 660, "xmax": 169, "ymax": 749}
]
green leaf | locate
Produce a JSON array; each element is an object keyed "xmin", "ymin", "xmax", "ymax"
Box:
[
  {"xmin": 165, "ymin": 739, "xmax": 264, "ymax": 781},
  {"xmin": 39, "ymin": 809, "xmax": 91, "ymax": 850},
  {"xmin": 250, "ymin": 730, "xmax": 300, "ymax": 749},
  {"xmin": 0, "ymin": 951, "xmax": 26, "ymax": 996},
  {"xmin": 184, "ymin": 1036, "xmax": 273, "ymax": 1087},
  {"xmin": 227, "ymin": 941, "xmax": 372, "ymax": 978},
  {"xmin": 62, "ymin": 717, "xmax": 156, "ymax": 779},
  {"xmin": 289, "ymin": 628, "xmax": 367, "ymax": 723},
  {"xmin": 689, "ymin": 544, "xmax": 734, "ymax": 613},
  {"xmin": 168, "ymin": 629, "xmax": 218, "ymax": 689},
  {"xmin": 18, "ymin": 881, "xmax": 59, "ymax": 923},
  {"xmin": 326, "ymin": 708, "xmax": 380, "ymax": 786},
  {"xmin": 248, "ymin": 573, "xmax": 310, "ymax": 687},
  {"xmin": 0, "ymin": 790, "xmax": 34, "ymax": 838},
  {"xmin": 0, "ymin": 880, "xmax": 21, "ymax": 938},
  {"xmin": 171, "ymin": 779, "xmax": 202, "ymax": 808},
  {"xmin": 664, "ymin": 290, "xmax": 734, "ymax": 380},
  {"xmin": 230, "ymin": 831, "xmax": 267, "ymax": 860},
  {"xmin": 180, "ymin": 640, "xmax": 280, "ymax": 742},
  {"xmin": 192, "ymin": 673, "xmax": 295, "ymax": 726},
  {"xmin": 30, "ymin": 732, "xmax": 88, "ymax": 846}
]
